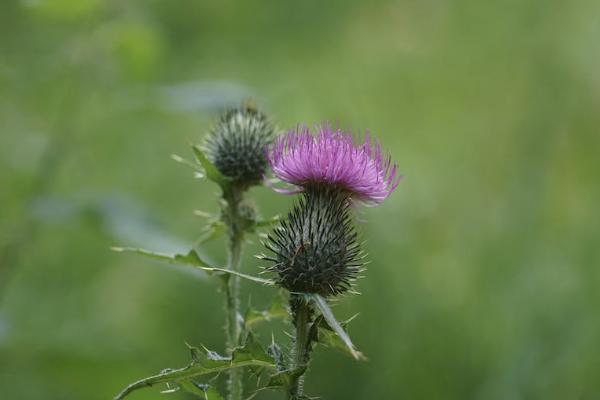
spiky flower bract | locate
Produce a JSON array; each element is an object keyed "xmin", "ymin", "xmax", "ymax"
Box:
[
  {"xmin": 203, "ymin": 103, "xmax": 275, "ymax": 189},
  {"xmin": 267, "ymin": 126, "xmax": 401, "ymax": 205},
  {"xmin": 261, "ymin": 184, "xmax": 364, "ymax": 297}
]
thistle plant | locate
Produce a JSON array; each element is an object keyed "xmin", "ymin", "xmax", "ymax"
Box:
[
  {"xmin": 261, "ymin": 126, "xmax": 401, "ymax": 398},
  {"xmin": 113, "ymin": 103, "xmax": 277, "ymax": 400},
  {"xmin": 202, "ymin": 104, "xmax": 275, "ymax": 400},
  {"xmin": 112, "ymin": 118, "xmax": 400, "ymax": 400}
]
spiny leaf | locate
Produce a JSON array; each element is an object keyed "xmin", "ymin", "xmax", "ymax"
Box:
[
  {"xmin": 114, "ymin": 337, "xmax": 276, "ymax": 399},
  {"xmin": 201, "ymin": 386, "xmax": 225, "ymax": 400},
  {"xmin": 233, "ymin": 332, "xmax": 273, "ymax": 365},
  {"xmin": 193, "ymin": 209, "xmax": 217, "ymax": 219},
  {"xmin": 111, "ymin": 246, "xmax": 208, "ymax": 267},
  {"xmin": 244, "ymin": 292, "xmax": 288, "ymax": 329},
  {"xmin": 248, "ymin": 368, "xmax": 306, "ymax": 400},
  {"xmin": 252, "ymin": 214, "xmax": 281, "ymax": 229},
  {"xmin": 317, "ymin": 313, "xmax": 360, "ymax": 332},
  {"xmin": 192, "ymin": 145, "xmax": 230, "ymax": 187},
  {"xmin": 195, "ymin": 221, "xmax": 226, "ymax": 245},
  {"xmin": 246, "ymin": 366, "xmax": 307, "ymax": 399},
  {"xmin": 170, "ymin": 381, "xmax": 224, "ymax": 400},
  {"xmin": 111, "ymin": 246, "xmax": 275, "ymax": 286},
  {"xmin": 160, "ymin": 379, "xmax": 224, "ymax": 400},
  {"xmin": 315, "ymin": 324, "xmax": 364, "ymax": 359},
  {"xmin": 184, "ymin": 383, "xmax": 224, "ymax": 400},
  {"xmin": 267, "ymin": 339, "xmax": 287, "ymax": 372},
  {"xmin": 265, "ymin": 367, "xmax": 307, "ymax": 389},
  {"xmin": 171, "ymin": 153, "xmax": 205, "ymax": 176},
  {"xmin": 312, "ymin": 313, "xmax": 362, "ymax": 358},
  {"xmin": 308, "ymin": 294, "xmax": 365, "ymax": 360}
]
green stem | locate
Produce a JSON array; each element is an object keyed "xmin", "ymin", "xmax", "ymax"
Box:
[
  {"xmin": 288, "ymin": 297, "xmax": 312, "ymax": 400},
  {"xmin": 222, "ymin": 186, "xmax": 244, "ymax": 400}
]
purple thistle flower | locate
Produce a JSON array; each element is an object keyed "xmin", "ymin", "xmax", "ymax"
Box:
[{"xmin": 266, "ymin": 126, "xmax": 401, "ymax": 205}]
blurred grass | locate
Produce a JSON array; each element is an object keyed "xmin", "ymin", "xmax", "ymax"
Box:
[{"xmin": 1, "ymin": 0, "xmax": 599, "ymax": 399}]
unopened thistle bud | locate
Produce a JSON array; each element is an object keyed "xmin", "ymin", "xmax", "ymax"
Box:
[
  {"xmin": 203, "ymin": 103, "xmax": 275, "ymax": 189},
  {"xmin": 262, "ymin": 184, "xmax": 364, "ymax": 296}
]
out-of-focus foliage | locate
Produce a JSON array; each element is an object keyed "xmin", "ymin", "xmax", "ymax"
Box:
[{"xmin": 1, "ymin": 0, "xmax": 599, "ymax": 399}]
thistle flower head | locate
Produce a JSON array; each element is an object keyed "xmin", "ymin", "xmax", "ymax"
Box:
[
  {"xmin": 260, "ymin": 184, "xmax": 364, "ymax": 297},
  {"xmin": 203, "ymin": 103, "xmax": 275, "ymax": 188},
  {"xmin": 267, "ymin": 126, "xmax": 401, "ymax": 205}
]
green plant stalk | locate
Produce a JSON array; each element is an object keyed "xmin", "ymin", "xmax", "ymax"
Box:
[
  {"xmin": 288, "ymin": 299, "xmax": 312, "ymax": 399},
  {"xmin": 222, "ymin": 186, "xmax": 245, "ymax": 400}
]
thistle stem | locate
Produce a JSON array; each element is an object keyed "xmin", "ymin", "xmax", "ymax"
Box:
[
  {"xmin": 222, "ymin": 186, "xmax": 245, "ymax": 400},
  {"xmin": 288, "ymin": 297, "xmax": 312, "ymax": 399}
]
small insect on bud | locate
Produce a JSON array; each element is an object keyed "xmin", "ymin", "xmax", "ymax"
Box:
[
  {"xmin": 203, "ymin": 103, "xmax": 275, "ymax": 189},
  {"xmin": 261, "ymin": 184, "xmax": 365, "ymax": 297}
]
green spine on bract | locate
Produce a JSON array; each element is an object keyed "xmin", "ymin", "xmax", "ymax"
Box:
[
  {"xmin": 262, "ymin": 184, "xmax": 365, "ymax": 297},
  {"xmin": 203, "ymin": 104, "xmax": 275, "ymax": 188}
]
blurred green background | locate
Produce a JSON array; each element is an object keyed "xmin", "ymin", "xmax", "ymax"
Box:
[{"xmin": 1, "ymin": 0, "xmax": 599, "ymax": 399}]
